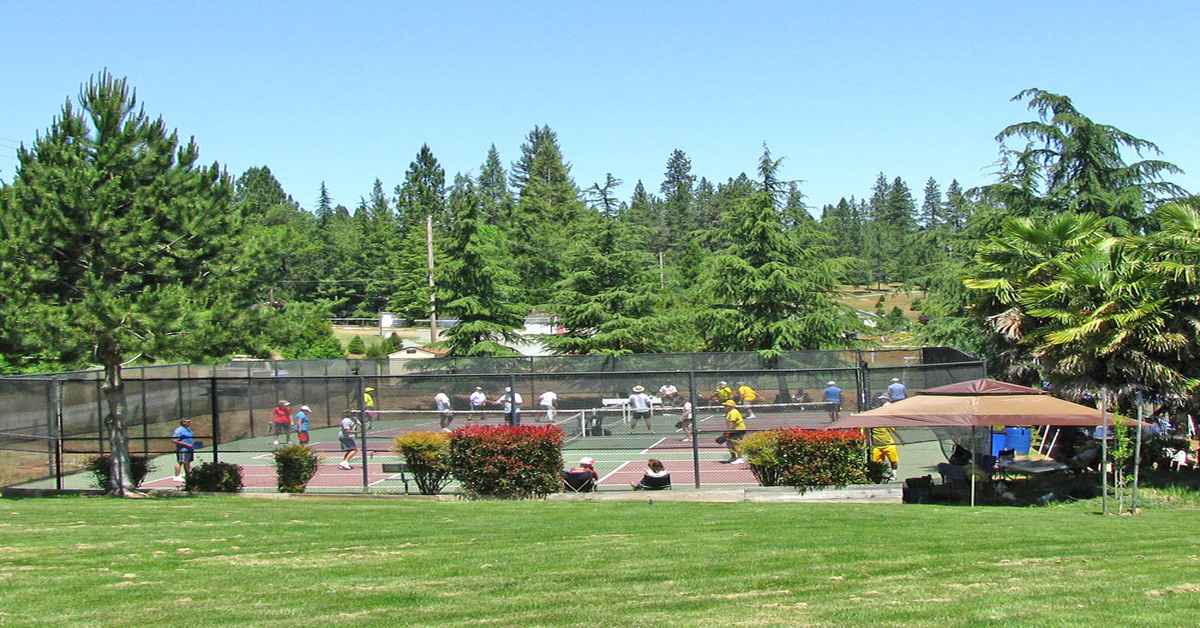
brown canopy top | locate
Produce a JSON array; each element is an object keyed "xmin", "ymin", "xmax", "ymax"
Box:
[
  {"xmin": 834, "ymin": 379, "xmax": 1120, "ymax": 428},
  {"xmin": 919, "ymin": 378, "xmax": 1045, "ymax": 396}
]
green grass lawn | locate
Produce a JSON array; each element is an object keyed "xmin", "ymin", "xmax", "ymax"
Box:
[{"xmin": 1, "ymin": 496, "xmax": 1198, "ymax": 626}]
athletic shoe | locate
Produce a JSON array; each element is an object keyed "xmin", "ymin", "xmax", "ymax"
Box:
[
  {"xmin": 171, "ymin": 476, "xmax": 184, "ymax": 482},
  {"xmin": 731, "ymin": 457, "xmax": 746, "ymax": 465},
  {"xmin": 338, "ymin": 462, "xmax": 351, "ymax": 470},
  {"xmin": 442, "ymin": 428, "xmax": 451, "ymax": 433},
  {"xmin": 273, "ymin": 440, "xmax": 279, "ymax": 446}
]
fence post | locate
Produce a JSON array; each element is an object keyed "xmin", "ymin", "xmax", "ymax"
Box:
[
  {"xmin": 176, "ymin": 365, "xmax": 185, "ymax": 422},
  {"xmin": 324, "ymin": 362, "xmax": 332, "ymax": 427},
  {"xmin": 508, "ymin": 374, "xmax": 518, "ymax": 426},
  {"xmin": 45, "ymin": 380, "xmax": 55, "ymax": 488},
  {"xmin": 54, "ymin": 380, "xmax": 64, "ymax": 491},
  {"xmin": 247, "ymin": 363, "xmax": 255, "ymax": 438},
  {"xmin": 211, "ymin": 375, "xmax": 220, "ymax": 464},
  {"xmin": 688, "ymin": 370, "xmax": 701, "ymax": 489},
  {"xmin": 95, "ymin": 379, "xmax": 105, "ymax": 455},
  {"xmin": 140, "ymin": 366, "xmax": 149, "ymax": 456},
  {"xmin": 1132, "ymin": 390, "xmax": 1143, "ymax": 514},
  {"xmin": 357, "ymin": 376, "xmax": 368, "ymax": 491}
]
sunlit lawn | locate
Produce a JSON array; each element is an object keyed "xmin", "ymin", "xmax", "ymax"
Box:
[{"xmin": 1, "ymin": 495, "xmax": 1198, "ymax": 626}]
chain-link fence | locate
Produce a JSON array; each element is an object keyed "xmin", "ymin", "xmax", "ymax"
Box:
[{"xmin": 1, "ymin": 349, "xmax": 986, "ymax": 491}]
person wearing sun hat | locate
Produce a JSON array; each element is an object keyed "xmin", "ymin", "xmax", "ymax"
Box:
[
  {"xmin": 712, "ymin": 381, "xmax": 735, "ymax": 404},
  {"xmin": 628, "ymin": 385, "xmax": 653, "ymax": 432},
  {"xmin": 293, "ymin": 404, "xmax": 313, "ymax": 444},
  {"xmin": 271, "ymin": 400, "xmax": 292, "ymax": 446},
  {"xmin": 887, "ymin": 377, "xmax": 908, "ymax": 402},
  {"xmin": 823, "ymin": 381, "xmax": 843, "ymax": 421},
  {"xmin": 562, "ymin": 456, "xmax": 598, "ymax": 492},
  {"xmin": 469, "ymin": 386, "xmax": 487, "ymax": 421}
]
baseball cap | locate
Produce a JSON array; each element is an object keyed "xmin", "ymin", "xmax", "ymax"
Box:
[
  {"xmin": 826, "ymin": 381, "xmax": 836, "ymax": 386},
  {"xmin": 723, "ymin": 399, "xmax": 737, "ymax": 407},
  {"xmin": 300, "ymin": 405, "xmax": 311, "ymax": 412},
  {"xmin": 718, "ymin": 381, "xmax": 728, "ymax": 387},
  {"xmin": 504, "ymin": 386, "xmax": 512, "ymax": 392},
  {"xmin": 579, "ymin": 456, "xmax": 596, "ymax": 467},
  {"xmin": 278, "ymin": 399, "xmax": 290, "ymax": 405},
  {"xmin": 364, "ymin": 387, "xmax": 375, "ymax": 392}
]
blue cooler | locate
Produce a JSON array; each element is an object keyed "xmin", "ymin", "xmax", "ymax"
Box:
[
  {"xmin": 990, "ymin": 431, "xmax": 1008, "ymax": 457},
  {"xmin": 1005, "ymin": 427, "xmax": 1031, "ymax": 454}
]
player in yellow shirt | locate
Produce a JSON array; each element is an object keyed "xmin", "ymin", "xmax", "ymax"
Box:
[
  {"xmin": 869, "ymin": 397, "xmax": 900, "ymax": 481},
  {"xmin": 713, "ymin": 381, "xmax": 734, "ymax": 404},
  {"xmin": 718, "ymin": 399, "xmax": 747, "ymax": 464},
  {"xmin": 736, "ymin": 381, "xmax": 758, "ymax": 419}
]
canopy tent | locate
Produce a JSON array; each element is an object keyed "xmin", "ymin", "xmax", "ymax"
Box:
[{"xmin": 832, "ymin": 378, "xmax": 1115, "ymax": 428}]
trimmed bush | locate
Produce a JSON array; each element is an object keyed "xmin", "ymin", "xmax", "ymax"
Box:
[
  {"xmin": 185, "ymin": 462, "xmax": 244, "ymax": 492},
  {"xmin": 394, "ymin": 431, "xmax": 452, "ymax": 495},
  {"xmin": 776, "ymin": 428, "xmax": 870, "ymax": 490},
  {"xmin": 739, "ymin": 431, "xmax": 784, "ymax": 486},
  {"xmin": 448, "ymin": 425, "xmax": 563, "ymax": 499},
  {"xmin": 274, "ymin": 445, "xmax": 320, "ymax": 493},
  {"xmin": 346, "ymin": 335, "xmax": 366, "ymax": 355},
  {"xmin": 86, "ymin": 455, "xmax": 154, "ymax": 490}
]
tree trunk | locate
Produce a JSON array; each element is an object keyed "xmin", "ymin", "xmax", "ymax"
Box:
[{"xmin": 101, "ymin": 360, "xmax": 134, "ymax": 496}]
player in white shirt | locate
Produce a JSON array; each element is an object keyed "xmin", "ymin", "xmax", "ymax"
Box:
[
  {"xmin": 338, "ymin": 414, "xmax": 359, "ymax": 470},
  {"xmin": 657, "ymin": 383, "xmax": 679, "ymax": 403},
  {"xmin": 539, "ymin": 390, "xmax": 558, "ymax": 423},
  {"xmin": 468, "ymin": 386, "xmax": 487, "ymax": 422},
  {"xmin": 676, "ymin": 400, "xmax": 694, "ymax": 441},
  {"xmin": 628, "ymin": 385, "xmax": 653, "ymax": 432},
  {"xmin": 494, "ymin": 387, "xmax": 523, "ymax": 426},
  {"xmin": 434, "ymin": 389, "xmax": 453, "ymax": 431}
]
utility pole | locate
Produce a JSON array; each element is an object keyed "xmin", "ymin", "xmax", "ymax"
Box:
[
  {"xmin": 658, "ymin": 251, "xmax": 665, "ymax": 290},
  {"xmin": 426, "ymin": 214, "xmax": 438, "ymax": 343}
]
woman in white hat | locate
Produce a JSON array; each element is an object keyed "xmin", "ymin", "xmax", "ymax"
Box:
[{"xmin": 293, "ymin": 404, "xmax": 313, "ymax": 444}]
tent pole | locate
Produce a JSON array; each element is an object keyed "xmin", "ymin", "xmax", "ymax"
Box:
[
  {"xmin": 1100, "ymin": 398, "xmax": 1108, "ymax": 516},
  {"xmin": 1132, "ymin": 391, "xmax": 1143, "ymax": 514},
  {"xmin": 970, "ymin": 425, "xmax": 976, "ymax": 507}
]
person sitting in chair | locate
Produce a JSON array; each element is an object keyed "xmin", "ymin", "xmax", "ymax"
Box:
[
  {"xmin": 631, "ymin": 459, "xmax": 671, "ymax": 490},
  {"xmin": 562, "ymin": 456, "xmax": 598, "ymax": 492}
]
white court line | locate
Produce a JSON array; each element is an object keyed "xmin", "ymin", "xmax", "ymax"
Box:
[
  {"xmin": 640, "ymin": 437, "xmax": 666, "ymax": 454},
  {"xmin": 598, "ymin": 460, "xmax": 631, "ymax": 484},
  {"xmin": 368, "ymin": 474, "xmax": 401, "ymax": 487}
]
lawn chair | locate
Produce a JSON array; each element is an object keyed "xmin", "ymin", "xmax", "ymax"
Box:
[
  {"xmin": 632, "ymin": 473, "xmax": 672, "ymax": 491},
  {"xmin": 561, "ymin": 470, "xmax": 596, "ymax": 493}
]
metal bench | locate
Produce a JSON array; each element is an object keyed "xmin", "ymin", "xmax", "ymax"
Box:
[{"xmin": 380, "ymin": 463, "xmax": 411, "ymax": 494}]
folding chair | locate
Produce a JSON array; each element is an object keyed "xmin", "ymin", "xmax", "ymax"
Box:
[
  {"xmin": 561, "ymin": 470, "xmax": 596, "ymax": 493},
  {"xmin": 632, "ymin": 473, "xmax": 672, "ymax": 491}
]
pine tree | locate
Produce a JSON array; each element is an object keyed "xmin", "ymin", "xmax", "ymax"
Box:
[
  {"xmin": 316, "ymin": 181, "xmax": 333, "ymax": 224},
  {"xmin": 697, "ymin": 186, "xmax": 847, "ymax": 355},
  {"xmin": 510, "ymin": 125, "xmax": 569, "ymax": 197},
  {"xmin": 882, "ymin": 177, "xmax": 918, "ymax": 283},
  {"xmin": 0, "ymin": 71, "xmax": 242, "ymax": 493},
  {"xmin": 438, "ymin": 179, "xmax": 526, "ymax": 356},
  {"xmin": 783, "ymin": 181, "xmax": 812, "ymax": 228},
  {"xmin": 693, "ymin": 177, "xmax": 717, "ymax": 226},
  {"xmin": 388, "ymin": 221, "xmax": 437, "ymax": 321},
  {"xmin": 478, "ymin": 144, "xmax": 512, "ymax": 225},
  {"xmin": 546, "ymin": 220, "xmax": 670, "ymax": 355},
  {"xmin": 920, "ymin": 177, "xmax": 942, "ymax": 229},
  {"xmin": 585, "ymin": 173, "xmax": 623, "ymax": 219},
  {"xmin": 943, "ymin": 179, "xmax": 968, "ymax": 230},
  {"xmin": 395, "ymin": 144, "xmax": 446, "ymax": 228},
  {"xmin": 660, "ymin": 149, "xmax": 695, "ymax": 245}
]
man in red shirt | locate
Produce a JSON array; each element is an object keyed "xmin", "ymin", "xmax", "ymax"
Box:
[{"xmin": 272, "ymin": 400, "xmax": 292, "ymax": 446}]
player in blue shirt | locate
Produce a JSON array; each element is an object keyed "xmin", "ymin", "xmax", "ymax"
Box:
[
  {"xmin": 887, "ymin": 378, "xmax": 908, "ymax": 402},
  {"xmin": 170, "ymin": 418, "xmax": 196, "ymax": 482},
  {"xmin": 823, "ymin": 381, "xmax": 843, "ymax": 421}
]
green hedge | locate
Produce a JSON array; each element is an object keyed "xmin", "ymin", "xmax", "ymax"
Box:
[
  {"xmin": 448, "ymin": 425, "xmax": 563, "ymax": 499},
  {"xmin": 741, "ymin": 428, "xmax": 870, "ymax": 491},
  {"xmin": 394, "ymin": 432, "xmax": 452, "ymax": 495},
  {"xmin": 185, "ymin": 462, "xmax": 244, "ymax": 492},
  {"xmin": 86, "ymin": 455, "xmax": 154, "ymax": 490},
  {"xmin": 273, "ymin": 445, "xmax": 320, "ymax": 493}
]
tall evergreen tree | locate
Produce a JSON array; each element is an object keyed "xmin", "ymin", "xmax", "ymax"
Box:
[
  {"xmin": 395, "ymin": 144, "xmax": 446, "ymax": 228},
  {"xmin": 783, "ymin": 181, "xmax": 812, "ymax": 227},
  {"xmin": 943, "ymin": 179, "xmax": 968, "ymax": 230},
  {"xmin": 585, "ymin": 173, "xmax": 623, "ymax": 219},
  {"xmin": 660, "ymin": 149, "xmax": 695, "ymax": 245},
  {"xmin": 920, "ymin": 177, "xmax": 942, "ymax": 229},
  {"xmin": 478, "ymin": 144, "xmax": 512, "ymax": 225},
  {"xmin": 438, "ymin": 178, "xmax": 526, "ymax": 356},
  {"xmin": 545, "ymin": 220, "xmax": 671, "ymax": 355},
  {"xmin": 509, "ymin": 125, "xmax": 569, "ymax": 197},
  {"xmin": 316, "ymin": 181, "xmax": 333, "ymax": 224},
  {"xmin": 0, "ymin": 71, "xmax": 242, "ymax": 493}
]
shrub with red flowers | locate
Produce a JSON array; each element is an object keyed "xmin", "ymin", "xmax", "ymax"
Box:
[
  {"xmin": 745, "ymin": 428, "xmax": 870, "ymax": 491},
  {"xmin": 448, "ymin": 425, "xmax": 564, "ymax": 499}
]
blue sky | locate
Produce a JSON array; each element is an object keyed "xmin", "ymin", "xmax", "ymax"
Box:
[{"xmin": 2, "ymin": 1, "xmax": 1197, "ymax": 211}]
